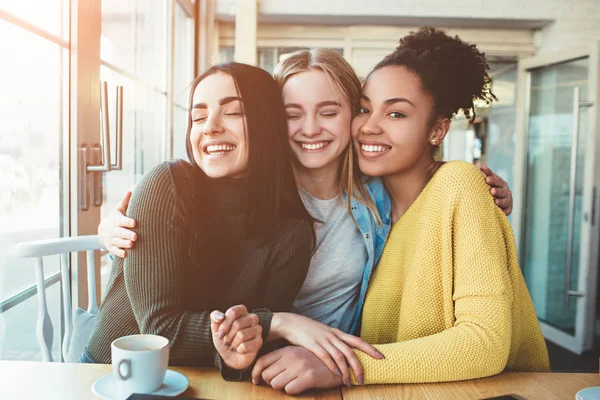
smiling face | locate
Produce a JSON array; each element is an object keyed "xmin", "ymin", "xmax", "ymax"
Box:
[
  {"xmin": 189, "ymin": 71, "xmax": 249, "ymax": 178},
  {"xmin": 282, "ymin": 69, "xmax": 353, "ymax": 173},
  {"xmin": 352, "ymin": 66, "xmax": 443, "ymax": 177}
]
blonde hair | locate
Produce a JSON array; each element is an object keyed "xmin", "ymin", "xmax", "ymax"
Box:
[{"xmin": 273, "ymin": 48, "xmax": 382, "ymax": 225}]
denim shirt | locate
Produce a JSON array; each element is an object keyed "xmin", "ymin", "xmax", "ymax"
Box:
[{"xmin": 347, "ymin": 176, "xmax": 391, "ymax": 334}]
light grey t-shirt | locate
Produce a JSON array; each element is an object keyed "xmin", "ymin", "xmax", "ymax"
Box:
[{"xmin": 292, "ymin": 188, "xmax": 367, "ymax": 333}]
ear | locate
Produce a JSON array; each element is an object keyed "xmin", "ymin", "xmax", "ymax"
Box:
[{"xmin": 429, "ymin": 117, "xmax": 450, "ymax": 146}]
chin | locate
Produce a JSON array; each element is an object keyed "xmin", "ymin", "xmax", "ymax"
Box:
[
  {"xmin": 199, "ymin": 164, "xmax": 235, "ymax": 179},
  {"xmin": 296, "ymin": 159, "xmax": 330, "ymax": 170},
  {"xmin": 203, "ymin": 170, "xmax": 228, "ymax": 178},
  {"xmin": 357, "ymin": 160, "xmax": 387, "ymax": 177},
  {"xmin": 294, "ymin": 152, "xmax": 342, "ymax": 171}
]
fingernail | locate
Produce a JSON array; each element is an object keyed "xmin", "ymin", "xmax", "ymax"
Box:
[
  {"xmin": 358, "ymin": 376, "xmax": 364, "ymax": 385},
  {"xmin": 214, "ymin": 312, "xmax": 225, "ymax": 321},
  {"xmin": 252, "ymin": 379, "xmax": 257, "ymax": 385},
  {"xmin": 334, "ymin": 368, "xmax": 341, "ymax": 377},
  {"xmin": 344, "ymin": 377, "xmax": 351, "ymax": 387},
  {"xmin": 376, "ymin": 350, "xmax": 385, "ymax": 359}
]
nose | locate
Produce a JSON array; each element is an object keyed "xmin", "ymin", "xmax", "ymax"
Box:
[
  {"xmin": 359, "ymin": 114, "xmax": 383, "ymax": 136},
  {"xmin": 301, "ymin": 115, "xmax": 322, "ymax": 138},
  {"xmin": 202, "ymin": 114, "xmax": 224, "ymax": 136}
]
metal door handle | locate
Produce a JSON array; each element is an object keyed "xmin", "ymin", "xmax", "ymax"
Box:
[
  {"xmin": 78, "ymin": 148, "xmax": 88, "ymax": 211},
  {"xmin": 88, "ymin": 82, "xmax": 111, "ymax": 172},
  {"xmin": 112, "ymin": 86, "xmax": 123, "ymax": 171},
  {"xmin": 564, "ymin": 87, "xmax": 593, "ymax": 307},
  {"xmin": 78, "ymin": 82, "xmax": 124, "ymax": 210},
  {"xmin": 87, "ymin": 82, "xmax": 123, "ymax": 172}
]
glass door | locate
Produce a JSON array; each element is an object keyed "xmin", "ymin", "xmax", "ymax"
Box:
[
  {"xmin": 98, "ymin": 0, "xmax": 195, "ymax": 293},
  {"xmin": 515, "ymin": 44, "xmax": 600, "ymax": 354},
  {"xmin": 0, "ymin": 0, "xmax": 196, "ymax": 361}
]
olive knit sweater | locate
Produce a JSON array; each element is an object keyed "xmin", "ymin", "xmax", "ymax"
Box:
[{"xmin": 86, "ymin": 161, "xmax": 313, "ymax": 370}]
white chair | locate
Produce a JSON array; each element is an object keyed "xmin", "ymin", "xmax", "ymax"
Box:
[{"xmin": 13, "ymin": 235, "xmax": 104, "ymax": 362}]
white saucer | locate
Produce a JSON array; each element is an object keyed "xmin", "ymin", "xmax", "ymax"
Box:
[
  {"xmin": 92, "ymin": 369, "xmax": 189, "ymax": 400},
  {"xmin": 576, "ymin": 387, "xmax": 600, "ymax": 400}
]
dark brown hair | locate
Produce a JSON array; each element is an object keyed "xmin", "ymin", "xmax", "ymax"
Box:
[{"xmin": 185, "ymin": 62, "xmax": 312, "ymax": 235}]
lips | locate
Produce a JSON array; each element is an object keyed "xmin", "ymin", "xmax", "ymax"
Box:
[
  {"xmin": 361, "ymin": 144, "xmax": 391, "ymax": 153},
  {"xmin": 203, "ymin": 143, "xmax": 236, "ymax": 155},
  {"xmin": 357, "ymin": 140, "xmax": 391, "ymax": 158},
  {"xmin": 296, "ymin": 141, "xmax": 332, "ymax": 151}
]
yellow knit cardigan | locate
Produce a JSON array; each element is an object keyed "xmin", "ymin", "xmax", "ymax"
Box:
[{"xmin": 356, "ymin": 161, "xmax": 550, "ymax": 384}]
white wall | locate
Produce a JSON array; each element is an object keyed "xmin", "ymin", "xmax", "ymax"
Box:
[
  {"xmin": 533, "ymin": 0, "xmax": 600, "ymax": 52},
  {"xmin": 218, "ymin": 0, "xmax": 600, "ymax": 54}
]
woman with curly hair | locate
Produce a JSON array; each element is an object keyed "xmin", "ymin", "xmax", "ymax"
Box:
[
  {"xmin": 348, "ymin": 26, "xmax": 550, "ymax": 384},
  {"xmin": 252, "ymin": 27, "xmax": 550, "ymax": 392}
]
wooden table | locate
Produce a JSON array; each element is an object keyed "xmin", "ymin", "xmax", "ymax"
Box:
[
  {"xmin": 341, "ymin": 372, "xmax": 600, "ymax": 399},
  {"xmin": 0, "ymin": 361, "xmax": 340, "ymax": 400},
  {"xmin": 1, "ymin": 361, "xmax": 598, "ymax": 400}
]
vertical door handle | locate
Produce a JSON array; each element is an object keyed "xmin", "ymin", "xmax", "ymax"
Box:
[
  {"xmin": 78, "ymin": 148, "xmax": 88, "ymax": 211},
  {"xmin": 592, "ymin": 186, "xmax": 597, "ymax": 226},
  {"xmin": 111, "ymin": 86, "xmax": 123, "ymax": 171},
  {"xmin": 565, "ymin": 87, "xmax": 594, "ymax": 306},
  {"xmin": 78, "ymin": 83, "xmax": 125, "ymax": 210},
  {"xmin": 88, "ymin": 81, "xmax": 112, "ymax": 172}
]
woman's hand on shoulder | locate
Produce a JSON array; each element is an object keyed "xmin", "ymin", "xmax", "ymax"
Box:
[
  {"xmin": 269, "ymin": 312, "xmax": 383, "ymax": 387},
  {"xmin": 480, "ymin": 165, "xmax": 513, "ymax": 216},
  {"xmin": 98, "ymin": 191, "xmax": 138, "ymax": 258},
  {"xmin": 210, "ymin": 305, "xmax": 263, "ymax": 371}
]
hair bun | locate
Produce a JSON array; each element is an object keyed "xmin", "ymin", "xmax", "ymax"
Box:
[{"xmin": 375, "ymin": 27, "xmax": 496, "ymax": 122}]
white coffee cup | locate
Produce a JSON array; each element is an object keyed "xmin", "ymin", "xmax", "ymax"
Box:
[{"xmin": 111, "ymin": 334, "xmax": 170, "ymax": 397}]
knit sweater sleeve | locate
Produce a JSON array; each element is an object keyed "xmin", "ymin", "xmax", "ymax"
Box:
[
  {"xmin": 123, "ymin": 162, "xmax": 219, "ymax": 364},
  {"xmin": 356, "ymin": 163, "xmax": 513, "ymax": 384}
]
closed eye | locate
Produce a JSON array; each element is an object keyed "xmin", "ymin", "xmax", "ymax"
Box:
[
  {"xmin": 320, "ymin": 111, "xmax": 338, "ymax": 117},
  {"xmin": 192, "ymin": 116, "xmax": 207, "ymax": 123}
]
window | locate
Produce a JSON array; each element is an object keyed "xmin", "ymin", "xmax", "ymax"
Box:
[{"xmin": 0, "ymin": 3, "xmax": 69, "ymax": 361}]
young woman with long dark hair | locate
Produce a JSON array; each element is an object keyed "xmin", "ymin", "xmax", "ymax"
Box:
[{"xmin": 83, "ymin": 63, "xmax": 314, "ymax": 377}]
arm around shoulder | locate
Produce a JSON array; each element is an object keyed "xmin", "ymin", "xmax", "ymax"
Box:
[{"xmin": 123, "ymin": 162, "xmax": 219, "ymax": 364}]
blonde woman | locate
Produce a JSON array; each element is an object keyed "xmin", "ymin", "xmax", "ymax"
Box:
[{"xmin": 99, "ymin": 49, "xmax": 513, "ymax": 387}]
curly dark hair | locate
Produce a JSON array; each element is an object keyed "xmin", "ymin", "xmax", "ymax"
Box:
[{"xmin": 372, "ymin": 27, "xmax": 496, "ymax": 123}]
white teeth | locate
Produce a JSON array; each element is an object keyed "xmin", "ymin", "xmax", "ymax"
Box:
[
  {"xmin": 206, "ymin": 144, "xmax": 236, "ymax": 154},
  {"xmin": 361, "ymin": 144, "xmax": 390, "ymax": 153},
  {"xmin": 300, "ymin": 142, "xmax": 328, "ymax": 150}
]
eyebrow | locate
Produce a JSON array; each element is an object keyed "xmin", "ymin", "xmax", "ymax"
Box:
[
  {"xmin": 360, "ymin": 94, "xmax": 415, "ymax": 108},
  {"xmin": 192, "ymin": 96, "xmax": 242, "ymax": 109},
  {"xmin": 284, "ymin": 100, "xmax": 341, "ymax": 109}
]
